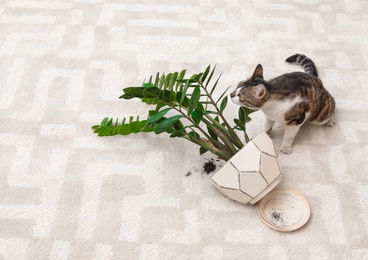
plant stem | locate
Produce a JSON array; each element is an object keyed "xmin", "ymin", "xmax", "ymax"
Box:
[
  {"xmin": 172, "ymin": 107, "xmax": 233, "ymax": 156},
  {"xmin": 243, "ymin": 129, "xmax": 250, "ymax": 143},
  {"xmin": 198, "ymin": 82, "xmax": 244, "ymax": 149},
  {"xmin": 204, "ymin": 114, "xmax": 243, "ymax": 149},
  {"xmin": 182, "ymin": 135, "xmax": 231, "ymax": 161},
  {"xmin": 219, "ymin": 115, "xmax": 244, "ymax": 148},
  {"xmin": 201, "ymin": 117, "xmax": 238, "ymax": 154}
]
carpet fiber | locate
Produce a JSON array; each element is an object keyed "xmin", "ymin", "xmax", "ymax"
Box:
[{"xmin": 1, "ymin": 0, "xmax": 368, "ymax": 259}]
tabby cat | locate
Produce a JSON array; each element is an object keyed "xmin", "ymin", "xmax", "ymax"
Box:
[{"xmin": 231, "ymin": 54, "xmax": 336, "ymax": 154}]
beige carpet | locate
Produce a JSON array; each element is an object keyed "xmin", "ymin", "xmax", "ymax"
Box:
[{"xmin": 1, "ymin": 0, "xmax": 368, "ymax": 259}]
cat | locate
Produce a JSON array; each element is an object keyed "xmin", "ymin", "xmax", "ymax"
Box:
[{"xmin": 230, "ymin": 54, "xmax": 336, "ymax": 154}]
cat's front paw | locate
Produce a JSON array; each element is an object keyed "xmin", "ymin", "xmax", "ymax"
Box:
[
  {"xmin": 280, "ymin": 146, "xmax": 293, "ymax": 154},
  {"xmin": 324, "ymin": 118, "xmax": 336, "ymax": 127}
]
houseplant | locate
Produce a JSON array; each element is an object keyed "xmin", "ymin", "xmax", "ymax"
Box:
[{"xmin": 92, "ymin": 65, "xmax": 281, "ymax": 204}]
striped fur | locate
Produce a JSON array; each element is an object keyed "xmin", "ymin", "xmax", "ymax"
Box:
[
  {"xmin": 285, "ymin": 53, "xmax": 318, "ymax": 77},
  {"xmin": 231, "ymin": 54, "xmax": 335, "ymax": 154}
]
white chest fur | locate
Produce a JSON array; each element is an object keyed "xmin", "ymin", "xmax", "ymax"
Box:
[{"xmin": 260, "ymin": 95, "xmax": 303, "ymax": 124}]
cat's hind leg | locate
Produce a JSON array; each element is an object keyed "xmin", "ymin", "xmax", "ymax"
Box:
[
  {"xmin": 324, "ymin": 117, "xmax": 336, "ymax": 127},
  {"xmin": 280, "ymin": 124, "xmax": 302, "ymax": 154},
  {"xmin": 264, "ymin": 117, "xmax": 275, "ymax": 134}
]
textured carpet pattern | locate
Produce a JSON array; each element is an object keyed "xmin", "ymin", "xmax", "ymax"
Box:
[{"xmin": 1, "ymin": 0, "xmax": 368, "ymax": 259}]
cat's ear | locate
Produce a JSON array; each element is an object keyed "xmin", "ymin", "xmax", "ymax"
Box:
[
  {"xmin": 255, "ymin": 84, "xmax": 266, "ymax": 99},
  {"xmin": 251, "ymin": 64, "xmax": 264, "ymax": 80}
]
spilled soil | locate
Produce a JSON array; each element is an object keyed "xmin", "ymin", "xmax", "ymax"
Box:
[
  {"xmin": 185, "ymin": 158, "xmax": 223, "ymax": 176},
  {"xmin": 203, "ymin": 158, "xmax": 217, "ymax": 174}
]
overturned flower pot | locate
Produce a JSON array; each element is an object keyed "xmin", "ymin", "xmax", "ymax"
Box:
[{"xmin": 211, "ymin": 132, "xmax": 282, "ymax": 204}]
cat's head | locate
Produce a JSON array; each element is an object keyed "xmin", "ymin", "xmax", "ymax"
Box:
[{"xmin": 230, "ymin": 64, "xmax": 268, "ymax": 109}]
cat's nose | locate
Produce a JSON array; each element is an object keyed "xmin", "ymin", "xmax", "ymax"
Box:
[{"xmin": 230, "ymin": 91, "xmax": 236, "ymax": 98}]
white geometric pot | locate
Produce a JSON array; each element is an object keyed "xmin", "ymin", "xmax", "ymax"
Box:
[{"xmin": 211, "ymin": 132, "xmax": 282, "ymax": 205}]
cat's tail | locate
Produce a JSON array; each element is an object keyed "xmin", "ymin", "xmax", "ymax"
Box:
[{"xmin": 285, "ymin": 54, "xmax": 318, "ymax": 78}]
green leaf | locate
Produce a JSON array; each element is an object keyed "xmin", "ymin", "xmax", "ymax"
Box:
[
  {"xmin": 176, "ymin": 79, "xmax": 198, "ymax": 84},
  {"xmin": 142, "ymin": 125, "xmax": 155, "ymax": 132},
  {"xmin": 180, "ymin": 80, "xmax": 190, "ymax": 108},
  {"xmin": 93, "ymin": 117, "xmax": 155, "ymax": 137},
  {"xmin": 187, "ymin": 86, "xmax": 200, "ymax": 116},
  {"xmin": 159, "ymin": 90, "xmax": 174, "ymax": 103},
  {"xmin": 154, "ymin": 72, "xmax": 160, "ymax": 87},
  {"xmin": 170, "ymin": 128, "xmax": 186, "ymax": 138},
  {"xmin": 238, "ymin": 107, "xmax": 245, "ymax": 123},
  {"xmin": 201, "ymin": 65, "xmax": 211, "ymax": 83},
  {"xmin": 121, "ymin": 87, "xmax": 145, "ymax": 99},
  {"xmin": 206, "ymin": 124, "xmax": 218, "ymax": 140},
  {"xmin": 209, "ymin": 73, "xmax": 222, "ymax": 96},
  {"xmin": 143, "ymin": 75, "xmax": 153, "ymax": 88},
  {"xmin": 176, "ymin": 69, "xmax": 186, "ymax": 89},
  {"xmin": 199, "ymin": 147, "xmax": 208, "ymax": 155},
  {"xmin": 169, "ymin": 72, "xmax": 177, "ymax": 101},
  {"xmin": 177, "ymin": 92, "xmax": 189, "ymax": 108},
  {"xmin": 216, "ymin": 86, "xmax": 231, "ymax": 105},
  {"xmin": 172, "ymin": 119, "xmax": 185, "ymax": 130},
  {"xmin": 188, "ymin": 130, "xmax": 200, "ymax": 139},
  {"xmin": 143, "ymin": 87, "xmax": 161, "ymax": 98},
  {"xmin": 141, "ymin": 97, "xmax": 158, "ymax": 105},
  {"xmin": 119, "ymin": 93, "xmax": 133, "ymax": 99},
  {"xmin": 203, "ymin": 110, "xmax": 219, "ymax": 115},
  {"xmin": 117, "ymin": 125, "xmax": 136, "ymax": 135},
  {"xmin": 148, "ymin": 110, "xmax": 156, "ymax": 117},
  {"xmin": 96, "ymin": 127, "xmax": 106, "ymax": 136},
  {"xmin": 154, "ymin": 115, "xmax": 183, "ymax": 134},
  {"xmin": 190, "ymin": 74, "xmax": 199, "ymax": 82},
  {"xmin": 197, "ymin": 73, "xmax": 203, "ymax": 81},
  {"xmin": 219, "ymin": 96, "xmax": 228, "ymax": 112},
  {"xmin": 146, "ymin": 107, "xmax": 172, "ymax": 124},
  {"xmin": 238, "ymin": 107, "xmax": 254, "ymax": 124},
  {"xmin": 143, "ymin": 82, "xmax": 154, "ymax": 88},
  {"xmin": 93, "ymin": 127, "xmax": 101, "ymax": 133},
  {"xmin": 170, "ymin": 72, "xmax": 178, "ymax": 88},
  {"xmin": 234, "ymin": 118, "xmax": 246, "ymax": 131},
  {"xmin": 112, "ymin": 125, "xmax": 120, "ymax": 135},
  {"xmin": 153, "ymin": 101, "xmax": 167, "ymax": 115},
  {"xmin": 164, "ymin": 73, "xmax": 172, "ymax": 89},
  {"xmin": 187, "ymin": 84, "xmax": 201, "ymax": 89},
  {"xmin": 178, "ymin": 82, "xmax": 184, "ymax": 94},
  {"xmin": 130, "ymin": 121, "xmax": 145, "ymax": 133},
  {"xmin": 205, "ymin": 64, "xmax": 216, "ymax": 87},
  {"xmin": 196, "ymin": 102, "xmax": 204, "ymax": 112},
  {"xmin": 101, "ymin": 117, "xmax": 109, "ymax": 127},
  {"xmin": 159, "ymin": 74, "xmax": 165, "ymax": 89},
  {"xmin": 200, "ymin": 101, "xmax": 213, "ymax": 104},
  {"xmin": 238, "ymin": 107, "xmax": 257, "ymax": 124},
  {"xmin": 191, "ymin": 109, "xmax": 203, "ymax": 124},
  {"xmin": 247, "ymin": 107, "xmax": 257, "ymax": 116}
]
